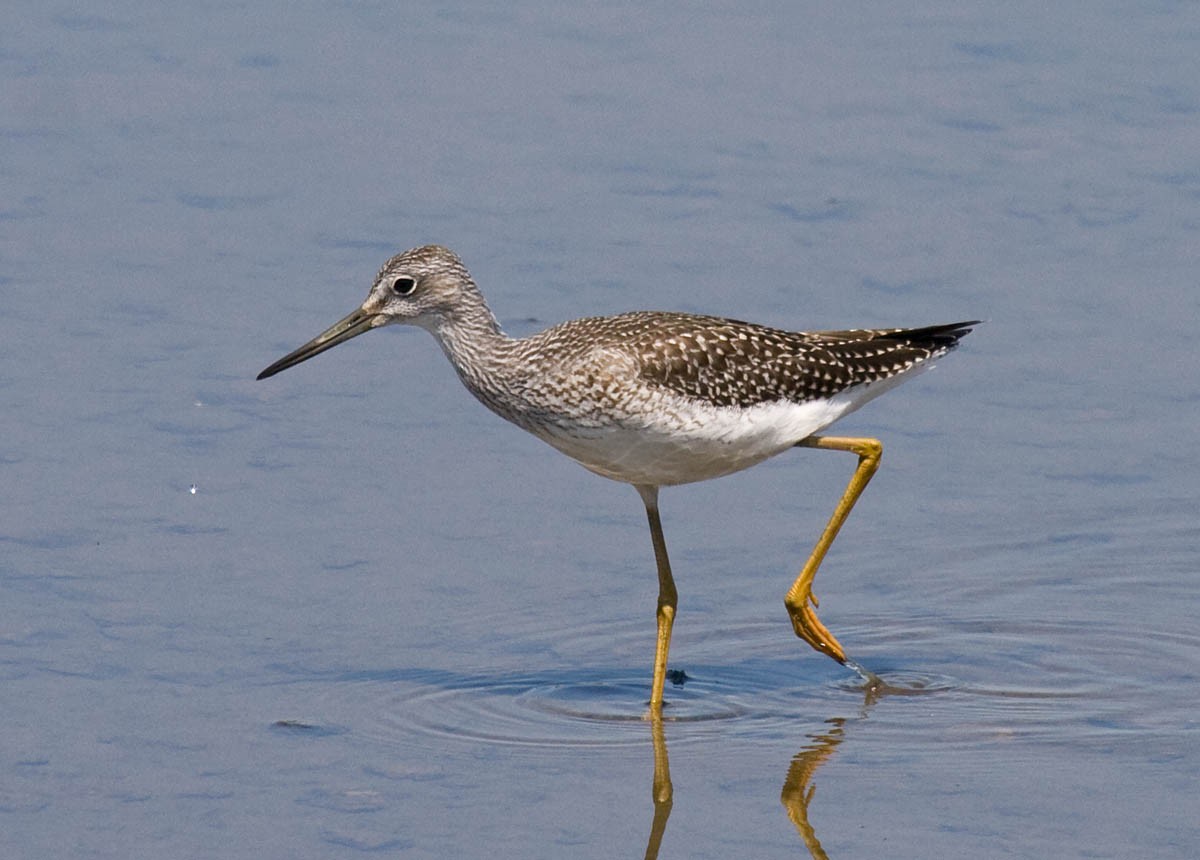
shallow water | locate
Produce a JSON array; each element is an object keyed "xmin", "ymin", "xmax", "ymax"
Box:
[{"xmin": 3, "ymin": 2, "xmax": 1199, "ymax": 857}]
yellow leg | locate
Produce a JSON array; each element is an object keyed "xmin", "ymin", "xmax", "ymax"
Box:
[
  {"xmin": 637, "ymin": 485, "xmax": 676, "ymax": 710},
  {"xmin": 784, "ymin": 436, "xmax": 883, "ymax": 665}
]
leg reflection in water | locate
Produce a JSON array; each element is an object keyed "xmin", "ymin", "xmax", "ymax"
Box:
[
  {"xmin": 780, "ymin": 717, "xmax": 849, "ymax": 860},
  {"xmin": 641, "ymin": 686, "xmax": 881, "ymax": 859},
  {"xmin": 643, "ymin": 713, "xmax": 673, "ymax": 860}
]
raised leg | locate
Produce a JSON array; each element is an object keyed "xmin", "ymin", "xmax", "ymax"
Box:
[
  {"xmin": 636, "ymin": 484, "xmax": 677, "ymax": 710},
  {"xmin": 784, "ymin": 436, "xmax": 883, "ymax": 665}
]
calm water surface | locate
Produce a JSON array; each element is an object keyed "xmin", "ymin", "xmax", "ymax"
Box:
[{"xmin": 2, "ymin": 2, "xmax": 1198, "ymax": 857}]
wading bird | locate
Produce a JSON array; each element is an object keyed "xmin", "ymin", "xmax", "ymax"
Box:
[{"xmin": 258, "ymin": 245, "xmax": 977, "ymax": 707}]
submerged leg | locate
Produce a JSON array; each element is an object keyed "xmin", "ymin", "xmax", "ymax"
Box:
[
  {"xmin": 637, "ymin": 484, "xmax": 677, "ymax": 710},
  {"xmin": 784, "ymin": 436, "xmax": 883, "ymax": 665}
]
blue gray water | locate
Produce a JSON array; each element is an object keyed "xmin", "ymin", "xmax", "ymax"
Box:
[{"xmin": 3, "ymin": 3, "xmax": 1198, "ymax": 857}]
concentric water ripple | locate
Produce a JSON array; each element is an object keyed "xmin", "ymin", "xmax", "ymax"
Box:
[{"xmin": 276, "ymin": 613, "xmax": 1200, "ymax": 752}]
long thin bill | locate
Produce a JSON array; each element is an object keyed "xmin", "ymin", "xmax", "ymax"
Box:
[{"xmin": 257, "ymin": 307, "xmax": 379, "ymax": 380}]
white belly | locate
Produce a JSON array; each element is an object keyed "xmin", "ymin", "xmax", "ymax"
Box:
[
  {"xmin": 471, "ymin": 345, "xmax": 935, "ymax": 487},
  {"xmin": 532, "ymin": 388, "xmax": 870, "ymax": 487}
]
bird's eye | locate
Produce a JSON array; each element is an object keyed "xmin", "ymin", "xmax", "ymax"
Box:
[{"xmin": 392, "ymin": 277, "xmax": 416, "ymax": 296}]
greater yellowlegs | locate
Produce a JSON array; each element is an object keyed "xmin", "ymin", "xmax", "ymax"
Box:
[{"xmin": 258, "ymin": 245, "xmax": 977, "ymax": 707}]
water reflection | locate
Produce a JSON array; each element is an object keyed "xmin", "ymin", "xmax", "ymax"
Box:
[
  {"xmin": 278, "ymin": 612, "xmax": 1187, "ymax": 855},
  {"xmin": 642, "ymin": 685, "xmax": 880, "ymax": 859},
  {"xmin": 643, "ymin": 714, "xmax": 673, "ymax": 860},
  {"xmin": 779, "ymin": 717, "xmax": 849, "ymax": 860}
]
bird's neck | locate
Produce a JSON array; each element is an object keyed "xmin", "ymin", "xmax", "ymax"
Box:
[{"xmin": 427, "ymin": 285, "xmax": 519, "ymax": 394}]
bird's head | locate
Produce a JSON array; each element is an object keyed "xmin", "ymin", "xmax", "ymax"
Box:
[{"xmin": 257, "ymin": 245, "xmax": 475, "ymax": 380}]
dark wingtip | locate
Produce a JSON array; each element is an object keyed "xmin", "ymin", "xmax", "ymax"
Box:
[
  {"xmin": 894, "ymin": 319, "xmax": 981, "ymax": 350},
  {"xmin": 948, "ymin": 319, "xmax": 983, "ymax": 343}
]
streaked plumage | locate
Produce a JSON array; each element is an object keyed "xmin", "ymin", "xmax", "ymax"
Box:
[{"xmin": 258, "ymin": 244, "xmax": 978, "ymax": 706}]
